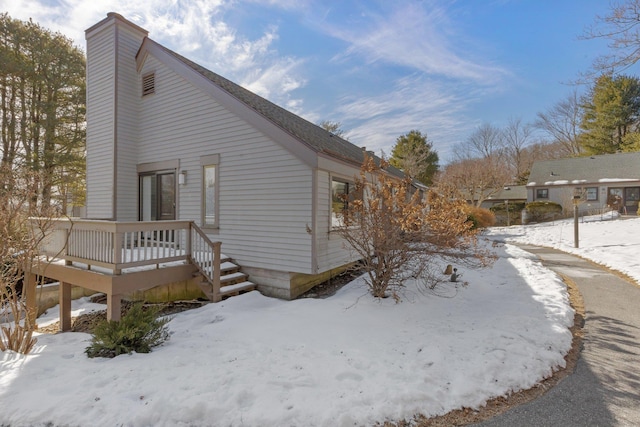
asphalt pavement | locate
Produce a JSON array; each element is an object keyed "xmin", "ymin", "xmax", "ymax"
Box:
[{"xmin": 473, "ymin": 245, "xmax": 640, "ymax": 427}]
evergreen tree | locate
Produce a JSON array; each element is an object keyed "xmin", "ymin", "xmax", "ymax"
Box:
[
  {"xmin": 580, "ymin": 74, "xmax": 640, "ymax": 154},
  {"xmin": 390, "ymin": 130, "xmax": 439, "ymax": 186},
  {"xmin": 0, "ymin": 13, "xmax": 86, "ymax": 211}
]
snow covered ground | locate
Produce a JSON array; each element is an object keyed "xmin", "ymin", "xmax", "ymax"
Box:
[
  {"xmin": 489, "ymin": 213, "xmax": 640, "ymax": 285},
  {"xmin": 2, "ymin": 216, "xmax": 637, "ymax": 427}
]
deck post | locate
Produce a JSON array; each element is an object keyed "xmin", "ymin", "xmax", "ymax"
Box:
[
  {"xmin": 113, "ymin": 230, "xmax": 123, "ymax": 275},
  {"xmin": 59, "ymin": 282, "xmax": 72, "ymax": 332},
  {"xmin": 186, "ymin": 223, "xmax": 193, "ymax": 258},
  {"xmin": 107, "ymin": 293, "xmax": 122, "ymax": 322},
  {"xmin": 23, "ymin": 271, "xmax": 38, "ymax": 330},
  {"xmin": 212, "ymin": 241, "xmax": 222, "ymax": 302}
]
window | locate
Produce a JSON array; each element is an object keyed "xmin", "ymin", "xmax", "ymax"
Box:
[
  {"xmin": 626, "ymin": 187, "xmax": 639, "ymax": 201},
  {"xmin": 142, "ymin": 72, "xmax": 155, "ymax": 96},
  {"xmin": 201, "ymin": 154, "xmax": 220, "ymax": 228},
  {"xmin": 331, "ymin": 178, "xmax": 352, "ymax": 228},
  {"xmin": 586, "ymin": 187, "xmax": 598, "ymax": 201},
  {"xmin": 332, "ymin": 179, "xmax": 349, "ymax": 212},
  {"xmin": 536, "ymin": 188, "xmax": 548, "ymax": 199}
]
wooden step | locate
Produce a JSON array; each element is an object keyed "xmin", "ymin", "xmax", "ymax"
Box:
[
  {"xmin": 196, "ymin": 271, "xmax": 248, "ymax": 287},
  {"xmin": 197, "ymin": 280, "xmax": 256, "ymax": 301},
  {"xmin": 192, "ymin": 261, "xmax": 240, "ymax": 278},
  {"xmin": 218, "ymin": 281, "xmax": 256, "ymax": 298},
  {"xmin": 220, "ymin": 271, "xmax": 249, "ymax": 286}
]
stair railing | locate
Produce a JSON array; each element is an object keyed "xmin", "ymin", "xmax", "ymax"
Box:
[{"xmin": 189, "ymin": 223, "xmax": 222, "ymax": 301}]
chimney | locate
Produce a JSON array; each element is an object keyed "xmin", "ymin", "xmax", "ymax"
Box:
[{"xmin": 84, "ymin": 13, "xmax": 148, "ymax": 220}]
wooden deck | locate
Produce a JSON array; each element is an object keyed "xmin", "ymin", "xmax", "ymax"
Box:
[{"xmin": 26, "ymin": 219, "xmax": 230, "ymax": 331}]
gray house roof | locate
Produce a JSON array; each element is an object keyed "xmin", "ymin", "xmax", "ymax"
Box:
[
  {"xmin": 485, "ymin": 185, "xmax": 528, "ymax": 201},
  {"xmin": 152, "ymin": 43, "xmax": 407, "ymax": 181},
  {"xmin": 527, "ymin": 152, "xmax": 640, "ymax": 187}
]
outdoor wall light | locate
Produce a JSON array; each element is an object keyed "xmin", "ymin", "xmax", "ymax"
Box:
[{"xmin": 179, "ymin": 170, "xmax": 187, "ymax": 185}]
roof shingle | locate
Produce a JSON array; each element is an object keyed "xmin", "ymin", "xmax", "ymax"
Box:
[{"xmin": 527, "ymin": 152, "xmax": 640, "ymax": 186}]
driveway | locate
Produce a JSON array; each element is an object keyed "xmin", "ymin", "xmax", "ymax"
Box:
[{"xmin": 473, "ymin": 245, "xmax": 640, "ymax": 426}]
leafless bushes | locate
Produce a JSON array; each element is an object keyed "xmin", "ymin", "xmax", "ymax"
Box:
[
  {"xmin": 334, "ymin": 156, "xmax": 493, "ymax": 300},
  {"xmin": 0, "ymin": 165, "xmax": 59, "ymax": 354}
]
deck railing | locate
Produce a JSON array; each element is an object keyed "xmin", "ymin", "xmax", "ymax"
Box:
[{"xmin": 34, "ymin": 219, "xmax": 220, "ymax": 276}]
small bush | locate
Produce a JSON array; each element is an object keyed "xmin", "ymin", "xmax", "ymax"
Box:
[
  {"xmin": 490, "ymin": 202, "xmax": 526, "ymax": 226},
  {"xmin": 464, "ymin": 206, "xmax": 496, "ymax": 229},
  {"xmin": 524, "ymin": 201, "xmax": 562, "ymax": 223},
  {"xmin": 85, "ymin": 302, "xmax": 171, "ymax": 358},
  {"xmin": 489, "ymin": 202, "xmax": 526, "ymax": 214}
]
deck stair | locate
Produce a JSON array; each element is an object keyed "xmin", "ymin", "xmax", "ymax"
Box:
[{"xmin": 190, "ymin": 225, "xmax": 256, "ymax": 302}]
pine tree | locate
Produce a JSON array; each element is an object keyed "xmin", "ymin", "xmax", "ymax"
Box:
[
  {"xmin": 390, "ymin": 130, "xmax": 439, "ymax": 186},
  {"xmin": 580, "ymin": 74, "xmax": 640, "ymax": 154},
  {"xmin": 0, "ymin": 13, "xmax": 86, "ymax": 210}
]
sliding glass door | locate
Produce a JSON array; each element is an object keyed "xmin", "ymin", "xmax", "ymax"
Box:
[{"xmin": 139, "ymin": 171, "xmax": 175, "ymax": 221}]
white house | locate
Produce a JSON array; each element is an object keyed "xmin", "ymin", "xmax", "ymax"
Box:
[
  {"xmin": 526, "ymin": 152, "xmax": 640, "ymax": 215},
  {"xmin": 81, "ymin": 12, "xmax": 404, "ymax": 300}
]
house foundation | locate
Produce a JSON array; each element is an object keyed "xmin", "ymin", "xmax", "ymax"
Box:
[{"xmin": 244, "ymin": 263, "xmax": 357, "ymax": 300}]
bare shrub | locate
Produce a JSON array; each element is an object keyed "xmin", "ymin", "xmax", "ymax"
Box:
[
  {"xmin": 334, "ymin": 156, "xmax": 494, "ymax": 300},
  {"xmin": 0, "ymin": 165, "xmax": 59, "ymax": 354},
  {"xmin": 464, "ymin": 205, "xmax": 496, "ymax": 229}
]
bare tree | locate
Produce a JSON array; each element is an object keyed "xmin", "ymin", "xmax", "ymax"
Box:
[
  {"xmin": 502, "ymin": 117, "xmax": 534, "ymax": 183},
  {"xmin": 319, "ymin": 120, "xmax": 346, "ymax": 138},
  {"xmin": 437, "ymin": 157, "xmax": 511, "ymax": 207},
  {"xmin": 457, "ymin": 122, "xmax": 504, "ymax": 160},
  {"xmin": 535, "ymin": 91, "xmax": 583, "ymax": 156},
  {"xmin": 582, "ymin": 0, "xmax": 640, "ymax": 75},
  {"xmin": 1, "ymin": 164, "xmax": 59, "ymax": 354}
]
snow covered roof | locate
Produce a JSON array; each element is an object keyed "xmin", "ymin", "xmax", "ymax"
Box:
[{"xmin": 527, "ymin": 152, "xmax": 640, "ymax": 187}]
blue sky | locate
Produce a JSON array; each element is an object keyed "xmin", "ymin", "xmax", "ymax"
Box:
[{"xmin": 1, "ymin": 0, "xmax": 630, "ymax": 162}]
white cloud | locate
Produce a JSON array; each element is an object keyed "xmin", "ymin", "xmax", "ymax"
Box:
[
  {"xmin": 1, "ymin": 0, "xmax": 509, "ymax": 161},
  {"xmin": 1, "ymin": 0, "xmax": 307, "ymax": 113},
  {"xmin": 317, "ymin": 1, "xmax": 509, "ymax": 85},
  {"xmin": 334, "ymin": 74, "xmax": 493, "ymax": 160}
]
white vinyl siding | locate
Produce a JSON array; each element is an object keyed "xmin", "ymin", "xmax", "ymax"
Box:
[
  {"xmin": 85, "ymin": 23, "xmax": 116, "ymax": 219},
  {"xmin": 137, "ymin": 55, "xmax": 314, "ymax": 272},
  {"xmin": 114, "ymin": 24, "xmax": 145, "ymax": 221}
]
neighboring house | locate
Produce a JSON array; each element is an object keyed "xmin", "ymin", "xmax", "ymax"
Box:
[
  {"xmin": 478, "ymin": 185, "xmax": 527, "ymax": 210},
  {"xmin": 527, "ymin": 152, "xmax": 640, "ymax": 215},
  {"xmin": 80, "ymin": 12, "xmax": 405, "ymax": 300}
]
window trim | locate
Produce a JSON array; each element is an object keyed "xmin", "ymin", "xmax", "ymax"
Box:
[
  {"xmin": 536, "ymin": 188, "xmax": 549, "ymax": 199},
  {"xmin": 585, "ymin": 187, "xmax": 598, "ymax": 201},
  {"xmin": 200, "ymin": 154, "xmax": 220, "ymax": 229}
]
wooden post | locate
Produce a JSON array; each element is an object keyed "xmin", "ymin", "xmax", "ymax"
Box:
[
  {"xmin": 186, "ymin": 223, "xmax": 193, "ymax": 259},
  {"xmin": 23, "ymin": 271, "xmax": 38, "ymax": 330},
  {"xmin": 59, "ymin": 282, "xmax": 72, "ymax": 332},
  {"xmin": 113, "ymin": 230, "xmax": 123, "ymax": 275},
  {"xmin": 212, "ymin": 241, "xmax": 221, "ymax": 302},
  {"xmin": 574, "ymin": 203, "xmax": 579, "ymax": 249},
  {"xmin": 107, "ymin": 293, "xmax": 122, "ymax": 322}
]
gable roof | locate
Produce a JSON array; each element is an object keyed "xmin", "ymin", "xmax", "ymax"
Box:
[
  {"xmin": 527, "ymin": 152, "xmax": 640, "ymax": 187},
  {"xmin": 485, "ymin": 185, "xmax": 528, "ymax": 201},
  {"xmin": 141, "ymin": 38, "xmax": 407, "ymax": 180}
]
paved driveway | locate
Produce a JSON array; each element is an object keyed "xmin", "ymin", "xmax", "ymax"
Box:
[{"xmin": 473, "ymin": 245, "xmax": 640, "ymax": 427}]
